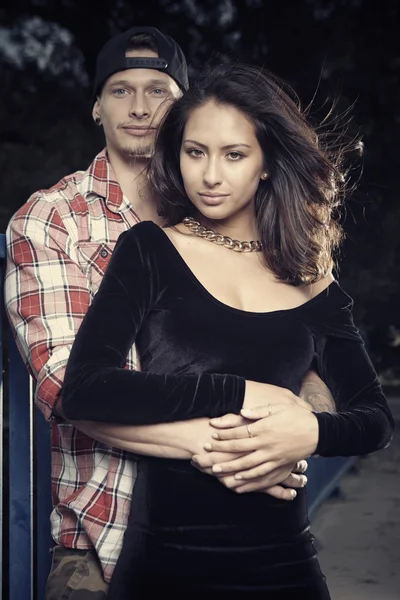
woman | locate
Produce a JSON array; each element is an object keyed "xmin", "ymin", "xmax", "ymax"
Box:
[{"xmin": 62, "ymin": 63, "xmax": 394, "ymax": 598}]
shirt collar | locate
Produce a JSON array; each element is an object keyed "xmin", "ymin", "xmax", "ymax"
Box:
[{"xmin": 85, "ymin": 149, "xmax": 128, "ymax": 214}]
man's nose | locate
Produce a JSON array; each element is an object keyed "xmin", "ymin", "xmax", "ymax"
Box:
[{"xmin": 129, "ymin": 92, "xmax": 150, "ymax": 119}]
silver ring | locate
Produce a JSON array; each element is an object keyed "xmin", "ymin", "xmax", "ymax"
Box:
[{"xmin": 246, "ymin": 424, "xmax": 254, "ymax": 438}]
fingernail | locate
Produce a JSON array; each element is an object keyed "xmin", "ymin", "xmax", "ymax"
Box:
[
  {"xmin": 204, "ymin": 443, "xmax": 212, "ymax": 451},
  {"xmin": 302, "ymin": 477, "xmax": 308, "ymax": 487},
  {"xmin": 234, "ymin": 474, "xmax": 242, "ymax": 480},
  {"xmin": 212, "ymin": 433, "xmax": 219, "ymax": 439},
  {"xmin": 291, "ymin": 490, "xmax": 297, "ymax": 499},
  {"xmin": 212, "ymin": 465, "xmax": 222, "ymax": 473}
]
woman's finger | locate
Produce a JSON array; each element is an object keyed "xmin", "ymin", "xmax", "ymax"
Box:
[
  {"xmin": 211, "ymin": 450, "xmax": 268, "ymax": 474},
  {"xmin": 209, "ymin": 414, "xmax": 247, "ymax": 429},
  {"xmin": 211, "ymin": 424, "xmax": 253, "ymax": 441},
  {"xmin": 233, "ymin": 460, "xmax": 278, "ymax": 481},
  {"xmin": 192, "ymin": 451, "xmax": 248, "ymax": 470},
  {"xmin": 236, "ymin": 482, "xmax": 297, "ymax": 500},
  {"xmin": 204, "ymin": 438, "xmax": 256, "ymax": 454},
  {"xmin": 190, "ymin": 461, "xmax": 213, "ymax": 476},
  {"xmin": 240, "ymin": 404, "xmax": 275, "ymax": 420}
]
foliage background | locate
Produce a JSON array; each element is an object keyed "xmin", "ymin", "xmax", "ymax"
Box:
[{"xmin": 1, "ymin": 0, "xmax": 399, "ymax": 377}]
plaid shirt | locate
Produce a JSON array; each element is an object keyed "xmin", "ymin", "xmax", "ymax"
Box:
[{"xmin": 5, "ymin": 150, "xmax": 142, "ymax": 582}]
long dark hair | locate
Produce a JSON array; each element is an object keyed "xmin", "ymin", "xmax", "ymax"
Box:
[{"xmin": 149, "ymin": 63, "xmax": 353, "ymax": 285}]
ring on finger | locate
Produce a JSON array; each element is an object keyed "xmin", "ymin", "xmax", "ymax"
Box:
[{"xmin": 246, "ymin": 424, "xmax": 254, "ymax": 438}]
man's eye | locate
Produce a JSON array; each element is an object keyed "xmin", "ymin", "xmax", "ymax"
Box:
[
  {"xmin": 152, "ymin": 88, "xmax": 167, "ymax": 95},
  {"xmin": 113, "ymin": 89, "xmax": 127, "ymax": 96}
]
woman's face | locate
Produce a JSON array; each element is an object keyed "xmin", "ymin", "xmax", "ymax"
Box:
[{"xmin": 180, "ymin": 100, "xmax": 265, "ymax": 223}]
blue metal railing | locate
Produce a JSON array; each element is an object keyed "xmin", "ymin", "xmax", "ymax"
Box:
[
  {"xmin": 1, "ymin": 233, "xmax": 52, "ymax": 600},
  {"xmin": 0, "ymin": 231, "xmax": 356, "ymax": 598}
]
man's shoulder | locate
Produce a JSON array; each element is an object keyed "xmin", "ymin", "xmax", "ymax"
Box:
[
  {"xmin": 9, "ymin": 155, "xmax": 103, "ymax": 227},
  {"xmin": 27, "ymin": 168, "xmax": 88, "ymax": 207}
]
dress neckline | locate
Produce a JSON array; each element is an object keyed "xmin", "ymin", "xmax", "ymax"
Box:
[{"xmin": 146, "ymin": 221, "xmax": 338, "ymax": 318}]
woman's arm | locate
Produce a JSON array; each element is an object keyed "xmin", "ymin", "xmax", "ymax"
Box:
[
  {"xmin": 197, "ymin": 302, "xmax": 394, "ymax": 477},
  {"xmin": 313, "ymin": 329, "xmax": 394, "ymax": 456},
  {"xmin": 62, "ymin": 227, "xmax": 245, "ymax": 424}
]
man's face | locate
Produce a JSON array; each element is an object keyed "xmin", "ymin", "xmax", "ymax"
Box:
[{"xmin": 93, "ymin": 49, "xmax": 182, "ymax": 160}]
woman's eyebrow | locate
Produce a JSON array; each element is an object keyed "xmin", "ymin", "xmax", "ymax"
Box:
[{"xmin": 183, "ymin": 139, "xmax": 252, "ymax": 150}]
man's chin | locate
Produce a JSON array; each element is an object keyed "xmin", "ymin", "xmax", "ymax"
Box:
[{"xmin": 121, "ymin": 145, "xmax": 154, "ymax": 160}]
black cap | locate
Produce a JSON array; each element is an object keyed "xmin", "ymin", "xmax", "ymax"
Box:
[{"xmin": 92, "ymin": 26, "xmax": 189, "ymax": 106}]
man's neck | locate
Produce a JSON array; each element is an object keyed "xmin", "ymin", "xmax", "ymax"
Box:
[{"xmin": 107, "ymin": 148, "xmax": 164, "ymax": 224}]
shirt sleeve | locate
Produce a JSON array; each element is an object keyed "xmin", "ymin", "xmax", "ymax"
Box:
[
  {"xmin": 62, "ymin": 225, "xmax": 246, "ymax": 425},
  {"xmin": 311, "ymin": 291, "xmax": 394, "ymax": 457},
  {"xmin": 5, "ymin": 197, "xmax": 90, "ymax": 421}
]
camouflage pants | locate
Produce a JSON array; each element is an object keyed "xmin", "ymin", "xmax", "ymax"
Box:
[{"xmin": 45, "ymin": 546, "xmax": 109, "ymax": 599}]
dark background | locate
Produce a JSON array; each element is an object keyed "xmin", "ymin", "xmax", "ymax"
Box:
[{"xmin": 1, "ymin": 0, "xmax": 399, "ymax": 380}]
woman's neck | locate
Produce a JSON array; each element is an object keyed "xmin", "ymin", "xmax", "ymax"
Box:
[{"xmin": 193, "ymin": 212, "xmax": 260, "ymax": 242}]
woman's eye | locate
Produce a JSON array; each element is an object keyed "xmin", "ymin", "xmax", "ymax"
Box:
[
  {"xmin": 227, "ymin": 152, "xmax": 243, "ymax": 160},
  {"xmin": 188, "ymin": 149, "xmax": 204, "ymax": 157}
]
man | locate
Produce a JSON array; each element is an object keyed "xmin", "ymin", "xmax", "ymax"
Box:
[{"xmin": 5, "ymin": 26, "xmax": 334, "ymax": 598}]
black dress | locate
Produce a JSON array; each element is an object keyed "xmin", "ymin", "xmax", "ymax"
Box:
[{"xmin": 62, "ymin": 222, "xmax": 394, "ymax": 599}]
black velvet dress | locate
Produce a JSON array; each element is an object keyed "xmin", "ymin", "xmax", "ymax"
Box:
[{"xmin": 63, "ymin": 222, "xmax": 394, "ymax": 599}]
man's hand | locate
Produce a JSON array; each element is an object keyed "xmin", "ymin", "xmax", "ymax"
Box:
[{"xmin": 198, "ymin": 400, "xmax": 318, "ymax": 479}]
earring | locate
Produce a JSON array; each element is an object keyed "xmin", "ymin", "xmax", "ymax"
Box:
[
  {"xmin": 261, "ymin": 172, "xmax": 268, "ymax": 180},
  {"xmin": 94, "ymin": 117, "xmax": 101, "ymax": 126}
]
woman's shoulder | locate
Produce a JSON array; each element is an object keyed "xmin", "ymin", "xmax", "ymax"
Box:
[
  {"xmin": 115, "ymin": 221, "xmax": 166, "ymax": 251},
  {"xmin": 302, "ymin": 273, "xmax": 352, "ymax": 308},
  {"xmin": 300, "ymin": 275, "xmax": 358, "ymax": 340}
]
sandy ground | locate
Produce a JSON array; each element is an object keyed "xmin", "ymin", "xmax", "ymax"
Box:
[{"xmin": 311, "ymin": 398, "xmax": 400, "ymax": 600}]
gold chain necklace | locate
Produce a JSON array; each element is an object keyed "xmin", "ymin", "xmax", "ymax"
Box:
[{"xmin": 182, "ymin": 217, "xmax": 263, "ymax": 253}]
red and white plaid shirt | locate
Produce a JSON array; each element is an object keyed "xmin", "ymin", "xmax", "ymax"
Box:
[{"xmin": 5, "ymin": 150, "xmax": 142, "ymax": 582}]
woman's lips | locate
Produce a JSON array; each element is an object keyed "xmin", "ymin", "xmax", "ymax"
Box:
[{"xmin": 198, "ymin": 193, "xmax": 230, "ymax": 205}]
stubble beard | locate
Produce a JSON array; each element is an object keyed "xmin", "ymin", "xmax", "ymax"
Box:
[{"xmin": 121, "ymin": 140, "xmax": 154, "ymax": 161}]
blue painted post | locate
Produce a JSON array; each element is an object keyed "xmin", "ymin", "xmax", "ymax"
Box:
[
  {"xmin": 0, "ymin": 233, "xmax": 5, "ymax": 600},
  {"xmin": 35, "ymin": 410, "xmax": 52, "ymax": 598},
  {"xmin": 1, "ymin": 232, "xmax": 53, "ymax": 599},
  {"xmin": 8, "ymin": 326, "xmax": 33, "ymax": 599}
]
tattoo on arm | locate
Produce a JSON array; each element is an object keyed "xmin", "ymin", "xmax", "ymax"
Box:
[{"xmin": 300, "ymin": 376, "xmax": 336, "ymax": 413}]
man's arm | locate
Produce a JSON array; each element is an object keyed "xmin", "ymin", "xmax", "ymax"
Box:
[
  {"xmin": 4, "ymin": 204, "xmax": 305, "ymax": 500},
  {"xmin": 70, "ymin": 418, "xmax": 210, "ymax": 459},
  {"xmin": 299, "ymin": 369, "xmax": 336, "ymax": 412},
  {"xmin": 5, "ymin": 201, "xmax": 214, "ymax": 456}
]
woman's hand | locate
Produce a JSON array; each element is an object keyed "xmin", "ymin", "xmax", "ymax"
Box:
[
  {"xmin": 197, "ymin": 402, "xmax": 318, "ymax": 479},
  {"xmin": 192, "ymin": 450, "xmax": 308, "ymax": 499},
  {"xmin": 191, "ymin": 412, "xmax": 309, "ymax": 500}
]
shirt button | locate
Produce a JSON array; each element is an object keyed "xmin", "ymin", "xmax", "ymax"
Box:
[{"xmin": 100, "ymin": 248, "xmax": 109, "ymax": 259}]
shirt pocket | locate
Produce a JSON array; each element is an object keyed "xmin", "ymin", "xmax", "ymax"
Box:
[{"xmin": 77, "ymin": 242, "xmax": 115, "ymax": 296}]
